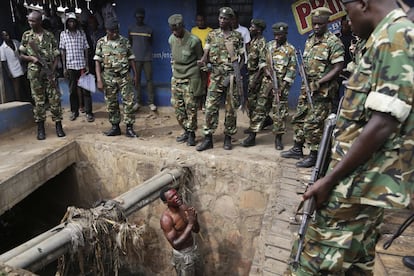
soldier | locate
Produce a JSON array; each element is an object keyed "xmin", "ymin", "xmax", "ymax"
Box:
[
  {"xmin": 94, "ymin": 18, "xmax": 138, "ymax": 138},
  {"xmin": 281, "ymin": 7, "xmax": 344, "ymax": 167},
  {"xmin": 160, "ymin": 187, "xmax": 202, "ymax": 275},
  {"xmin": 196, "ymin": 7, "xmax": 244, "ymax": 151},
  {"xmin": 19, "ymin": 10, "xmax": 65, "ymax": 140},
  {"xmin": 168, "ymin": 14, "xmax": 203, "ymax": 146},
  {"xmin": 286, "ymin": 0, "xmax": 414, "ymax": 274},
  {"xmin": 240, "ymin": 18, "xmax": 267, "ymax": 146}
]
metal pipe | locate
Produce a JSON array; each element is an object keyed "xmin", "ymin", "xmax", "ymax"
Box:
[{"xmin": 2, "ymin": 167, "xmax": 185, "ymax": 271}]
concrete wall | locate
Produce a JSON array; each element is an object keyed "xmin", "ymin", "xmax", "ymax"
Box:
[{"xmin": 74, "ymin": 139, "xmax": 281, "ymax": 275}]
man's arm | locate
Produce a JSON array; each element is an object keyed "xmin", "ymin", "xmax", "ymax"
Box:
[
  {"xmin": 160, "ymin": 212, "xmax": 195, "ymax": 249},
  {"xmin": 304, "ymin": 111, "xmax": 399, "ymax": 208},
  {"xmin": 318, "ymin": 62, "xmax": 344, "ymax": 86}
]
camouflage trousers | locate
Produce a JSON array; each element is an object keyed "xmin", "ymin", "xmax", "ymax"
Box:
[
  {"xmin": 172, "ymin": 243, "xmax": 203, "ymax": 276},
  {"xmin": 171, "ymin": 77, "xmax": 198, "ymax": 132},
  {"xmin": 103, "ymin": 71, "xmax": 135, "ymax": 125},
  {"xmin": 286, "ymin": 201, "xmax": 383, "ymax": 275},
  {"xmin": 292, "ymin": 96, "xmax": 331, "ymax": 151},
  {"xmin": 202, "ymin": 73, "xmax": 239, "ymax": 136},
  {"xmin": 29, "ymin": 74, "xmax": 63, "ymax": 122}
]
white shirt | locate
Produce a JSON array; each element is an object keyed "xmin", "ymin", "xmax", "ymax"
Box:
[
  {"xmin": 235, "ymin": 24, "xmax": 251, "ymax": 64},
  {"xmin": 1, "ymin": 40, "xmax": 24, "ymax": 78}
]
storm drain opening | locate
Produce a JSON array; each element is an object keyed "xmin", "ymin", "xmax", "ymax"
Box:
[{"xmin": 0, "ymin": 140, "xmax": 282, "ymax": 275}]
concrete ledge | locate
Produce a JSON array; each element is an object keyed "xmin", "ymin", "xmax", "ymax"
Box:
[{"xmin": 0, "ymin": 102, "xmax": 34, "ymax": 136}]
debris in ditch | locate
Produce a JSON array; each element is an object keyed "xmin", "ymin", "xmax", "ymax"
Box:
[{"xmin": 56, "ymin": 200, "xmax": 146, "ymax": 276}]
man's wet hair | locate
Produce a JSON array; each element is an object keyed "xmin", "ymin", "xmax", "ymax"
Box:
[{"xmin": 160, "ymin": 186, "xmax": 174, "ymax": 202}]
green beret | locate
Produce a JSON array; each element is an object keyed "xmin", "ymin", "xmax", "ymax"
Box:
[
  {"xmin": 219, "ymin": 7, "xmax": 235, "ymax": 18},
  {"xmin": 272, "ymin": 22, "xmax": 288, "ymax": 33},
  {"xmin": 168, "ymin": 14, "xmax": 183, "ymax": 27},
  {"xmin": 135, "ymin": 8, "xmax": 145, "ymax": 17},
  {"xmin": 105, "ymin": 18, "xmax": 119, "ymax": 30},
  {"xmin": 311, "ymin": 7, "xmax": 333, "ymax": 18},
  {"xmin": 251, "ymin": 19, "xmax": 266, "ymax": 31}
]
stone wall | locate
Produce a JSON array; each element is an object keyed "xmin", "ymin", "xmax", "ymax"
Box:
[{"xmin": 74, "ymin": 139, "xmax": 281, "ymax": 275}]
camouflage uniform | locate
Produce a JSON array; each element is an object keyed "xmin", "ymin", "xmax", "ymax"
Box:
[
  {"xmin": 246, "ymin": 34, "xmax": 266, "ymax": 121},
  {"xmin": 292, "ymin": 31, "xmax": 344, "ymax": 151},
  {"xmin": 202, "ymin": 28, "xmax": 244, "ymax": 136},
  {"xmin": 168, "ymin": 29, "xmax": 203, "ymax": 133},
  {"xmin": 288, "ymin": 9, "xmax": 414, "ymax": 275},
  {"xmin": 94, "ymin": 35, "xmax": 135, "ymax": 125},
  {"xmin": 259, "ymin": 40, "xmax": 296, "ymax": 134},
  {"xmin": 20, "ymin": 29, "xmax": 62, "ymax": 123}
]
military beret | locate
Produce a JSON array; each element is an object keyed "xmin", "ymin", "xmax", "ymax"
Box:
[
  {"xmin": 168, "ymin": 14, "xmax": 183, "ymax": 27},
  {"xmin": 251, "ymin": 19, "xmax": 266, "ymax": 31},
  {"xmin": 272, "ymin": 22, "xmax": 288, "ymax": 33},
  {"xmin": 135, "ymin": 8, "xmax": 145, "ymax": 17},
  {"xmin": 105, "ymin": 18, "xmax": 119, "ymax": 30},
  {"xmin": 311, "ymin": 7, "xmax": 333, "ymax": 18},
  {"xmin": 219, "ymin": 7, "xmax": 235, "ymax": 17}
]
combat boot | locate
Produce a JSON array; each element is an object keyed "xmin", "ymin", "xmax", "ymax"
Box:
[
  {"xmin": 296, "ymin": 150, "xmax": 317, "ymax": 168},
  {"xmin": 196, "ymin": 134, "xmax": 213, "ymax": 151},
  {"xmin": 242, "ymin": 133, "xmax": 256, "ymax": 147},
  {"xmin": 223, "ymin": 135, "xmax": 232, "ymax": 150},
  {"xmin": 187, "ymin": 131, "xmax": 196, "ymax": 146},
  {"xmin": 125, "ymin": 124, "xmax": 138, "ymax": 138},
  {"xmin": 281, "ymin": 141, "xmax": 303, "ymax": 159},
  {"xmin": 275, "ymin": 134, "xmax": 283, "ymax": 150},
  {"xmin": 176, "ymin": 131, "xmax": 188, "ymax": 143},
  {"xmin": 55, "ymin": 121, "xmax": 66, "ymax": 137},
  {"xmin": 105, "ymin": 124, "xmax": 121, "ymax": 136},
  {"xmin": 37, "ymin": 121, "xmax": 46, "ymax": 140}
]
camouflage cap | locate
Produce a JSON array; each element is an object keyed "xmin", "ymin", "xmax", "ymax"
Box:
[
  {"xmin": 272, "ymin": 22, "xmax": 288, "ymax": 33},
  {"xmin": 311, "ymin": 7, "xmax": 333, "ymax": 19},
  {"xmin": 105, "ymin": 18, "xmax": 119, "ymax": 30},
  {"xmin": 168, "ymin": 14, "xmax": 183, "ymax": 27},
  {"xmin": 219, "ymin": 7, "xmax": 235, "ymax": 18},
  {"xmin": 251, "ymin": 19, "xmax": 266, "ymax": 31}
]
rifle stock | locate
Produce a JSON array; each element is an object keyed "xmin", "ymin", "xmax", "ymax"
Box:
[
  {"xmin": 225, "ymin": 42, "xmax": 246, "ymax": 113},
  {"xmin": 296, "ymin": 50, "xmax": 314, "ymax": 110},
  {"xmin": 267, "ymin": 44, "xmax": 280, "ymax": 112},
  {"xmin": 291, "ymin": 113, "xmax": 337, "ymax": 270}
]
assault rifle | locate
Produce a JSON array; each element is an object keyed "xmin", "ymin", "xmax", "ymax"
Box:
[
  {"xmin": 28, "ymin": 40, "xmax": 57, "ymax": 88},
  {"xmin": 225, "ymin": 41, "xmax": 246, "ymax": 113},
  {"xmin": 291, "ymin": 113, "xmax": 337, "ymax": 270},
  {"xmin": 267, "ymin": 44, "xmax": 280, "ymax": 113},
  {"xmin": 296, "ymin": 50, "xmax": 314, "ymax": 110}
]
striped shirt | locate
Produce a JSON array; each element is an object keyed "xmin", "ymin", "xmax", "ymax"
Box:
[{"xmin": 59, "ymin": 29, "xmax": 89, "ymax": 70}]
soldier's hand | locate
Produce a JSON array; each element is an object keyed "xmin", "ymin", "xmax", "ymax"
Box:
[{"xmin": 303, "ymin": 175, "xmax": 335, "ymax": 209}]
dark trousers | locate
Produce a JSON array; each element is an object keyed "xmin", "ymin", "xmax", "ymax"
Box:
[{"xmin": 68, "ymin": 69, "xmax": 93, "ymax": 115}]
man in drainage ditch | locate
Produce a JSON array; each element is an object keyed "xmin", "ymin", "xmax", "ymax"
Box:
[{"xmin": 160, "ymin": 187, "xmax": 203, "ymax": 275}]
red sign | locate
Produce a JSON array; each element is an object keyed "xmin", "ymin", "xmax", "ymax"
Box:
[{"xmin": 292, "ymin": 0, "xmax": 347, "ymax": 34}]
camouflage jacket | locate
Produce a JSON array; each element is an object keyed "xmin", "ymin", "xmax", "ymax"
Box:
[
  {"xmin": 168, "ymin": 30, "xmax": 203, "ymax": 79},
  {"xmin": 303, "ymin": 31, "xmax": 344, "ymax": 98},
  {"xmin": 329, "ymin": 9, "xmax": 414, "ymax": 209},
  {"xmin": 94, "ymin": 35, "xmax": 135, "ymax": 75},
  {"xmin": 205, "ymin": 28, "xmax": 244, "ymax": 75},
  {"xmin": 262, "ymin": 40, "xmax": 297, "ymax": 86},
  {"xmin": 247, "ymin": 35, "xmax": 266, "ymax": 72},
  {"xmin": 19, "ymin": 29, "xmax": 60, "ymax": 79}
]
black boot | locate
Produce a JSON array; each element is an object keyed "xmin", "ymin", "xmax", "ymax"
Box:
[
  {"xmin": 296, "ymin": 150, "xmax": 318, "ymax": 168},
  {"xmin": 187, "ymin": 131, "xmax": 196, "ymax": 146},
  {"xmin": 403, "ymin": 256, "xmax": 414, "ymax": 270},
  {"xmin": 176, "ymin": 131, "xmax": 188, "ymax": 143},
  {"xmin": 242, "ymin": 133, "xmax": 256, "ymax": 147},
  {"xmin": 104, "ymin": 124, "xmax": 121, "ymax": 136},
  {"xmin": 55, "ymin": 121, "xmax": 66, "ymax": 137},
  {"xmin": 37, "ymin": 121, "xmax": 46, "ymax": 140},
  {"xmin": 281, "ymin": 141, "xmax": 304, "ymax": 159},
  {"xmin": 196, "ymin": 134, "xmax": 213, "ymax": 151},
  {"xmin": 261, "ymin": 115, "xmax": 273, "ymax": 130},
  {"xmin": 275, "ymin": 134, "xmax": 283, "ymax": 150},
  {"xmin": 125, "ymin": 124, "xmax": 138, "ymax": 138},
  {"xmin": 223, "ymin": 135, "xmax": 232, "ymax": 150}
]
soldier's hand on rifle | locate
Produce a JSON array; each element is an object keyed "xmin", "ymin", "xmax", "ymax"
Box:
[{"xmin": 303, "ymin": 175, "xmax": 336, "ymax": 209}]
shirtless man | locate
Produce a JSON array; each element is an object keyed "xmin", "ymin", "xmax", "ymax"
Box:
[{"xmin": 159, "ymin": 187, "xmax": 202, "ymax": 275}]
